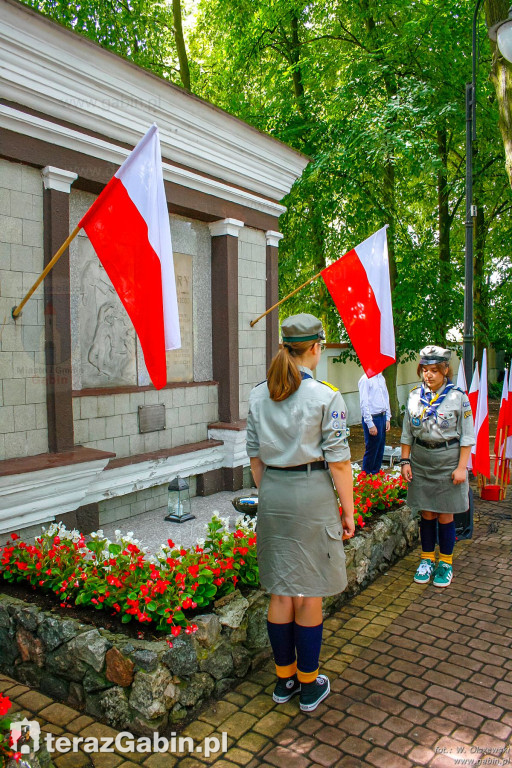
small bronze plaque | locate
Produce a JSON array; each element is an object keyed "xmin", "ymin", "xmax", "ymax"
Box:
[{"xmin": 138, "ymin": 404, "xmax": 166, "ymax": 433}]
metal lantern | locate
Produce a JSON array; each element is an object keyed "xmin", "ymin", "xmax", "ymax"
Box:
[{"xmin": 164, "ymin": 475, "xmax": 195, "ymax": 523}]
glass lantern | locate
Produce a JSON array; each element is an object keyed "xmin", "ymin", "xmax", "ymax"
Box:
[{"xmin": 164, "ymin": 475, "xmax": 195, "ymax": 523}]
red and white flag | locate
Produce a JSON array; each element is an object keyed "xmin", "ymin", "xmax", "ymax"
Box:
[
  {"xmin": 468, "ymin": 363, "xmax": 479, "ymax": 419},
  {"xmin": 321, "ymin": 226, "xmax": 395, "ymax": 377},
  {"xmin": 456, "ymin": 359, "xmax": 468, "ymax": 394},
  {"xmin": 494, "ymin": 370, "xmax": 509, "ymax": 479},
  {"xmin": 473, "ymin": 350, "xmax": 490, "ymax": 479},
  {"xmin": 506, "ymin": 365, "xmax": 512, "ymax": 460},
  {"xmin": 79, "ymin": 124, "xmax": 180, "ymax": 389}
]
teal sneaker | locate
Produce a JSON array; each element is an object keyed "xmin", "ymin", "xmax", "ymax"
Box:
[
  {"xmin": 299, "ymin": 675, "xmax": 330, "ymax": 712},
  {"xmin": 413, "ymin": 559, "xmax": 435, "ymax": 584},
  {"xmin": 433, "ymin": 561, "xmax": 453, "ymax": 588},
  {"xmin": 272, "ymin": 674, "xmax": 301, "ymax": 703}
]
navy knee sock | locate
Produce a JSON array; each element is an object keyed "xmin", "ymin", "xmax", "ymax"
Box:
[
  {"xmin": 294, "ymin": 622, "xmax": 323, "ymax": 683},
  {"xmin": 420, "ymin": 516, "xmax": 437, "ymax": 557},
  {"xmin": 438, "ymin": 521, "xmax": 456, "ymax": 564},
  {"xmin": 267, "ymin": 620, "xmax": 296, "ymax": 677}
]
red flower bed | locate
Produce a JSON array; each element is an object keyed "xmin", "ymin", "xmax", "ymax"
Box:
[{"xmin": 343, "ymin": 468, "xmax": 408, "ymax": 530}]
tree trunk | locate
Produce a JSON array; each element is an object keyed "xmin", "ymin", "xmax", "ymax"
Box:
[
  {"xmin": 486, "ymin": 0, "xmax": 512, "ymax": 187},
  {"xmin": 172, "ymin": 0, "xmax": 191, "ymax": 91},
  {"xmin": 437, "ymin": 127, "xmax": 451, "ymax": 343}
]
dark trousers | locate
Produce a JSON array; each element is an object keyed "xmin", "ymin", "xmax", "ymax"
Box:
[{"xmin": 362, "ymin": 412, "xmax": 387, "ymax": 474}]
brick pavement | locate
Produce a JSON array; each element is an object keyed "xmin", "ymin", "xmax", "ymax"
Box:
[{"xmin": 2, "ymin": 493, "xmax": 511, "ymax": 768}]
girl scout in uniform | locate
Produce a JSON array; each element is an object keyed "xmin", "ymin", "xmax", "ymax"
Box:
[
  {"xmin": 246, "ymin": 313, "xmax": 355, "ymax": 713},
  {"xmin": 400, "ymin": 346, "xmax": 475, "ymax": 588}
]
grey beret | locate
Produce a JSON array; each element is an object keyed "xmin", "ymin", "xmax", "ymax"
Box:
[
  {"xmin": 419, "ymin": 345, "xmax": 451, "ymax": 365},
  {"xmin": 281, "ymin": 313, "xmax": 325, "ymax": 343}
]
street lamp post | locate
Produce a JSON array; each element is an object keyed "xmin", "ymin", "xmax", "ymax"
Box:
[{"xmin": 465, "ymin": 3, "xmax": 512, "ymax": 381}]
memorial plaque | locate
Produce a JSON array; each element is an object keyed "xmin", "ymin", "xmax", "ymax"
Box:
[
  {"xmin": 138, "ymin": 404, "xmax": 166, "ymax": 433},
  {"xmin": 77, "ymin": 236, "xmax": 137, "ymax": 388},
  {"xmin": 166, "ymin": 252, "xmax": 193, "ymax": 382}
]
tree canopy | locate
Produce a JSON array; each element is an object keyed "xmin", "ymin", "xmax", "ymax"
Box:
[{"xmin": 21, "ymin": 0, "xmax": 512, "ymax": 379}]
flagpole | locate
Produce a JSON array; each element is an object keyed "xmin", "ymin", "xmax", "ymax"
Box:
[
  {"xmin": 11, "ymin": 225, "xmax": 82, "ymax": 319},
  {"xmin": 249, "ymin": 270, "xmax": 323, "ymax": 328}
]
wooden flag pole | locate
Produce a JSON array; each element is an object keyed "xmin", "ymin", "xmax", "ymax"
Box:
[
  {"xmin": 12, "ymin": 225, "xmax": 81, "ymax": 319},
  {"xmin": 249, "ymin": 270, "xmax": 323, "ymax": 328}
]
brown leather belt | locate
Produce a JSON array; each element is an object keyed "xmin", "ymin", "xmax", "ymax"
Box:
[
  {"xmin": 415, "ymin": 437, "xmax": 459, "ymax": 450},
  {"xmin": 267, "ymin": 460, "xmax": 327, "ymax": 472}
]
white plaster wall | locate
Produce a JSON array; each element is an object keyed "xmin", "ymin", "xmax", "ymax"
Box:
[
  {"xmin": 238, "ymin": 227, "xmax": 266, "ymax": 420},
  {"xmin": 0, "ymin": 159, "xmax": 48, "ymax": 459}
]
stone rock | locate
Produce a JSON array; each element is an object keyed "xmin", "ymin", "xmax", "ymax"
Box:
[
  {"xmin": 194, "ymin": 614, "xmax": 221, "ymax": 648},
  {"xmin": 130, "ymin": 648, "xmax": 158, "ymax": 672},
  {"xmin": 100, "ymin": 686, "xmax": 132, "ymax": 730},
  {"xmin": 215, "ymin": 594, "xmax": 249, "ymax": 629},
  {"xmin": 83, "ymin": 668, "xmax": 114, "ymax": 694},
  {"xmin": 231, "ymin": 645, "xmax": 251, "ymax": 678},
  {"xmin": 177, "ymin": 672, "xmax": 214, "ymax": 707},
  {"xmin": 129, "ymin": 667, "xmax": 174, "ymax": 719},
  {"xmin": 224, "ymin": 623, "xmax": 247, "ymax": 644},
  {"xmin": 12, "ymin": 604, "xmax": 40, "ymax": 632},
  {"xmin": 84, "ymin": 692, "xmax": 104, "ymax": 719},
  {"xmin": 162, "ymin": 636, "xmax": 198, "ymax": 676},
  {"xmin": 46, "ymin": 643, "xmax": 88, "ymax": 682},
  {"xmin": 37, "ymin": 616, "xmax": 79, "ymax": 651},
  {"xmin": 68, "ymin": 682, "xmax": 85, "ymax": 710},
  {"xmin": 14, "ymin": 662, "xmax": 42, "ymax": 688},
  {"xmin": 16, "ymin": 626, "xmax": 44, "ymax": 667},
  {"xmin": 0, "ymin": 600, "xmax": 12, "ymax": 629},
  {"xmin": 130, "ymin": 711, "xmax": 169, "ymax": 737},
  {"xmin": 106, "ymin": 647, "xmax": 135, "ymax": 686},
  {"xmin": 214, "ymin": 677, "xmax": 235, "ymax": 697},
  {"xmin": 40, "ymin": 673, "xmax": 69, "ymax": 701},
  {"xmin": 69, "ymin": 629, "xmax": 110, "ymax": 672},
  {"xmin": 214, "ymin": 589, "xmax": 242, "ymax": 609},
  {"xmin": 355, "ymin": 556, "xmax": 370, "ymax": 585},
  {"xmin": 199, "ymin": 642, "xmax": 234, "ymax": 680},
  {"xmin": 0, "ymin": 627, "xmax": 19, "ymax": 666},
  {"xmin": 169, "ymin": 704, "xmax": 188, "ymax": 723},
  {"xmin": 245, "ymin": 601, "xmax": 269, "ymax": 651}
]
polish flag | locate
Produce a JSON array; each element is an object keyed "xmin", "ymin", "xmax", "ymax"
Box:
[
  {"xmin": 468, "ymin": 363, "xmax": 479, "ymax": 418},
  {"xmin": 494, "ymin": 370, "xmax": 509, "ymax": 480},
  {"xmin": 506, "ymin": 365, "xmax": 512, "ymax": 460},
  {"xmin": 321, "ymin": 226, "xmax": 395, "ymax": 377},
  {"xmin": 79, "ymin": 124, "xmax": 180, "ymax": 389},
  {"xmin": 466, "ymin": 362, "xmax": 479, "ymax": 472},
  {"xmin": 456, "ymin": 358, "xmax": 468, "ymax": 394},
  {"xmin": 473, "ymin": 350, "xmax": 490, "ymax": 479}
]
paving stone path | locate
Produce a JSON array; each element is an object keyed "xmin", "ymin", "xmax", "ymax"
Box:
[{"xmin": 3, "ymin": 493, "xmax": 511, "ymax": 768}]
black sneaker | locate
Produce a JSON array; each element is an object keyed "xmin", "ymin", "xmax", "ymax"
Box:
[
  {"xmin": 299, "ymin": 675, "xmax": 330, "ymax": 712},
  {"xmin": 272, "ymin": 674, "xmax": 301, "ymax": 703}
]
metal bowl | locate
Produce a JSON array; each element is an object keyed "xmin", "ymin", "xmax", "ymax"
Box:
[{"xmin": 231, "ymin": 495, "xmax": 258, "ymax": 517}]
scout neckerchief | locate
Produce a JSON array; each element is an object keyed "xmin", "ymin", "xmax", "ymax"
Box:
[
  {"xmin": 300, "ymin": 371, "xmax": 313, "ymax": 380},
  {"xmin": 419, "ymin": 380, "xmax": 454, "ymax": 422}
]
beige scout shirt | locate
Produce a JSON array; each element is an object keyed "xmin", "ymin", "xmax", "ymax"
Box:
[
  {"xmin": 401, "ymin": 381, "xmax": 475, "ymax": 446},
  {"xmin": 246, "ymin": 366, "xmax": 351, "ymax": 466}
]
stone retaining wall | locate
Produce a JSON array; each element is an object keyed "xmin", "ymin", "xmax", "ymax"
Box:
[{"xmin": 0, "ymin": 505, "xmax": 418, "ymax": 734}]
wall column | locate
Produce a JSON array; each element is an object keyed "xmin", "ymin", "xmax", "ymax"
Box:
[
  {"xmin": 42, "ymin": 166, "xmax": 77, "ymax": 453},
  {"xmin": 207, "ymin": 218, "xmax": 244, "ymax": 491},
  {"xmin": 265, "ymin": 230, "xmax": 283, "ymax": 370}
]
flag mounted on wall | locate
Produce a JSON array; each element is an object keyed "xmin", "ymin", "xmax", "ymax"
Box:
[
  {"xmin": 320, "ymin": 226, "xmax": 395, "ymax": 378},
  {"xmin": 79, "ymin": 124, "xmax": 181, "ymax": 389}
]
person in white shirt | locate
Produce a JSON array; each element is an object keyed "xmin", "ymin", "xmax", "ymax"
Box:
[{"xmin": 358, "ymin": 372, "xmax": 391, "ymax": 474}]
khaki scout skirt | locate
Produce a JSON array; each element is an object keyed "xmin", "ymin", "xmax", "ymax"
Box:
[
  {"xmin": 256, "ymin": 467, "xmax": 347, "ymax": 597},
  {"xmin": 407, "ymin": 442, "xmax": 469, "ymax": 515}
]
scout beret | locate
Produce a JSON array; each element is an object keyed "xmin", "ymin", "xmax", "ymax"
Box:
[
  {"xmin": 281, "ymin": 313, "xmax": 325, "ymax": 343},
  {"xmin": 419, "ymin": 345, "xmax": 451, "ymax": 365}
]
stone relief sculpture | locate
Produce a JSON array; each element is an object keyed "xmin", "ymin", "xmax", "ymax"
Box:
[{"xmin": 78, "ymin": 240, "xmax": 137, "ymax": 387}]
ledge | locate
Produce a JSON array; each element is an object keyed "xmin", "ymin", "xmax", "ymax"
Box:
[
  {"xmin": 105, "ymin": 439, "xmax": 224, "ymax": 470},
  {"xmin": 0, "ymin": 447, "xmax": 115, "ymax": 478},
  {"xmin": 208, "ymin": 420, "xmax": 247, "ymax": 432},
  {"xmin": 72, "ymin": 381, "xmax": 217, "ymax": 397}
]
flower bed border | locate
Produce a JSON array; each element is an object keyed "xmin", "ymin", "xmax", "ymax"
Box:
[{"xmin": 0, "ymin": 504, "xmax": 418, "ymax": 735}]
